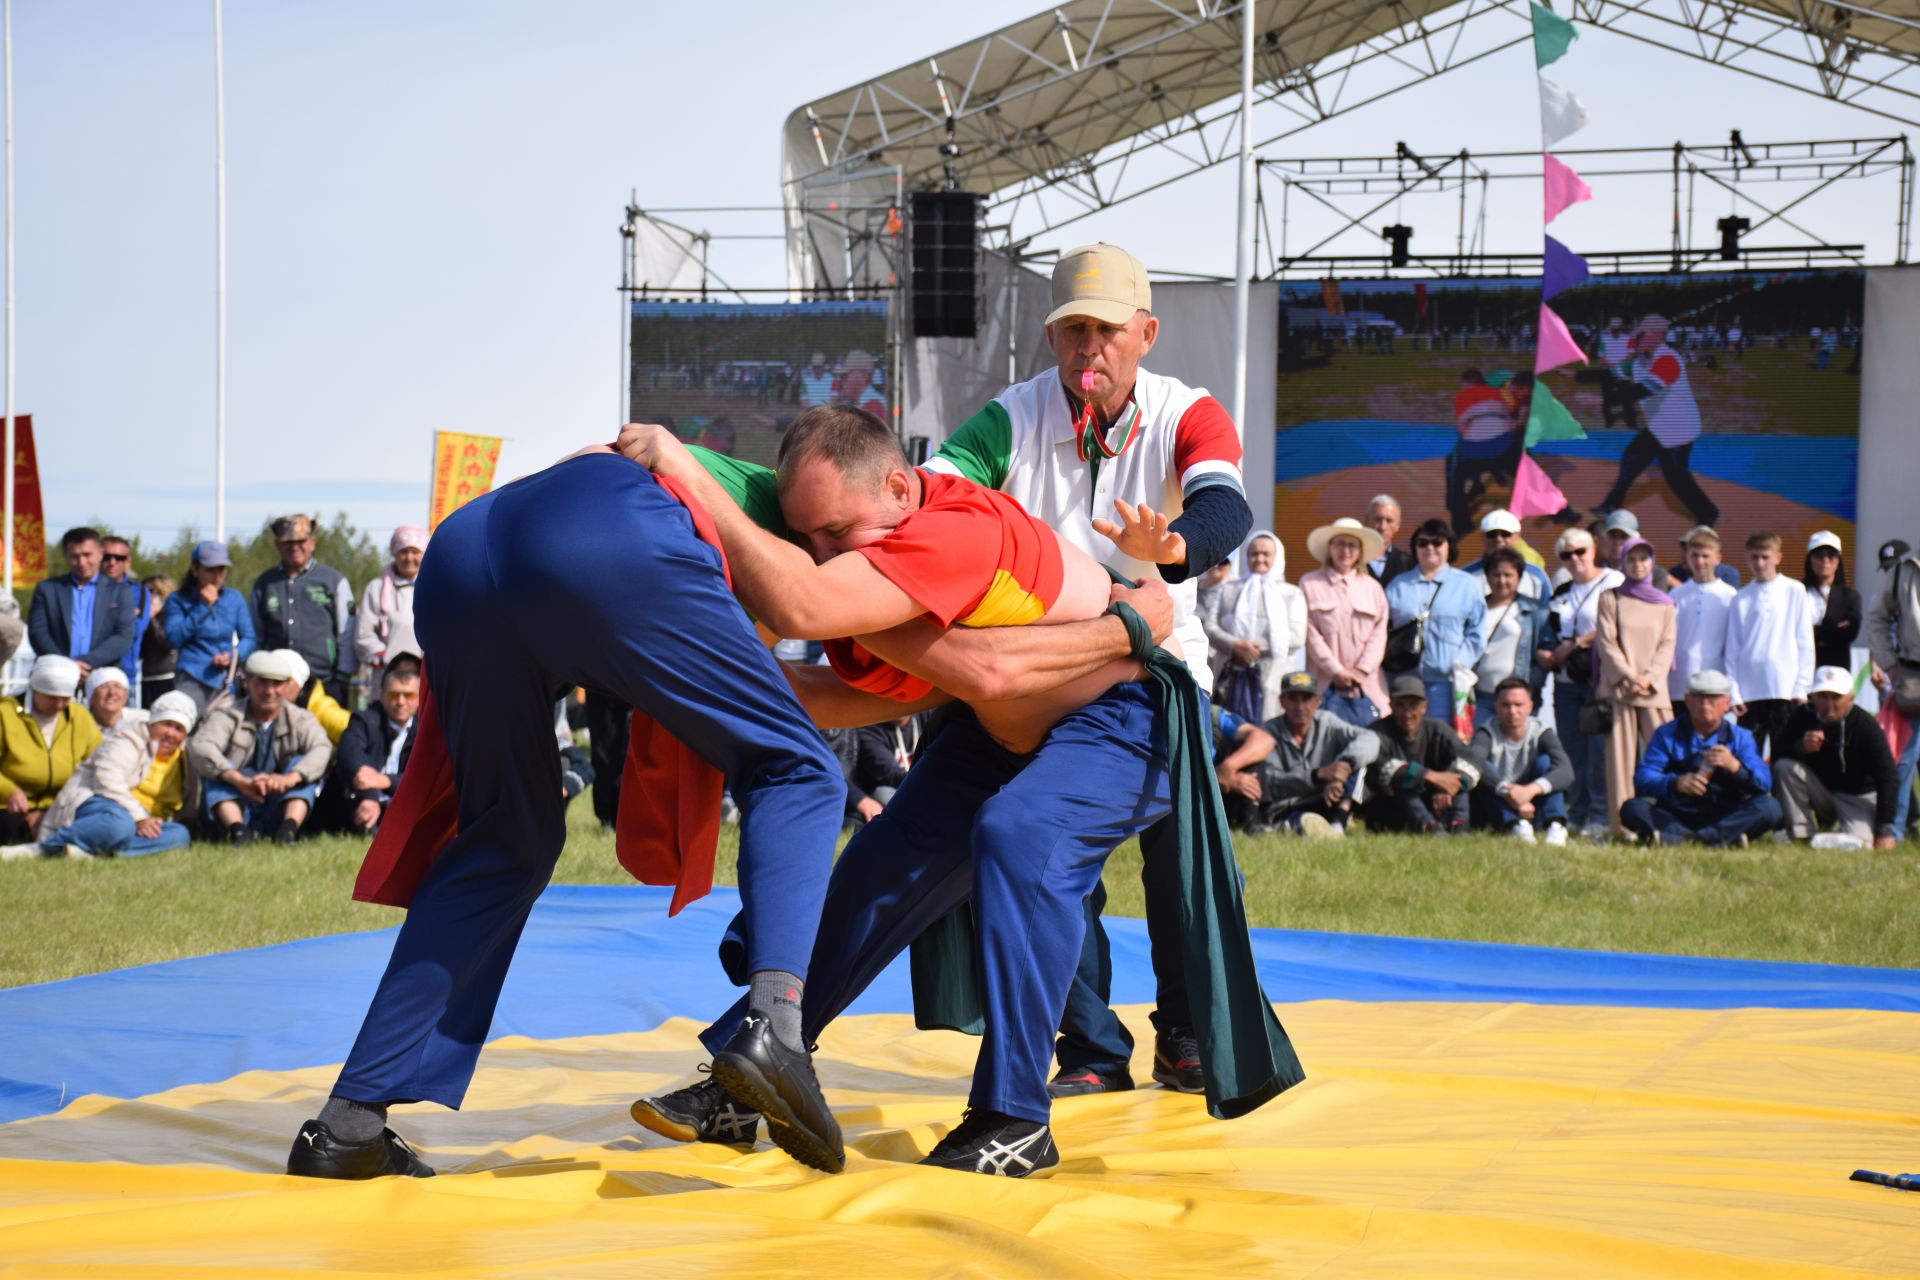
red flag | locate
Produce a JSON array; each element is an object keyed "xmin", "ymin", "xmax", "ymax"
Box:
[{"xmin": 7, "ymin": 415, "xmax": 45, "ymax": 588}]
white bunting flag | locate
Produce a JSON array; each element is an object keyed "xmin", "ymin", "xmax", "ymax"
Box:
[{"xmin": 1537, "ymin": 77, "xmax": 1591, "ymax": 147}]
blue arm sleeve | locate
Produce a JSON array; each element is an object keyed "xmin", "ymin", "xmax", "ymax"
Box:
[
  {"xmin": 160, "ymin": 594, "xmax": 195, "ymax": 648},
  {"xmin": 1734, "ymin": 731, "xmax": 1771, "ymax": 793},
  {"xmin": 1635, "ymin": 726, "xmax": 1677, "ymax": 799},
  {"xmin": 233, "ymin": 592, "xmax": 258, "ymax": 663},
  {"xmin": 1165, "ymin": 483, "xmax": 1251, "ymax": 585}
]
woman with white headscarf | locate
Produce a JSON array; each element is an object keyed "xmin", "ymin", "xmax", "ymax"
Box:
[
  {"xmin": 354, "ymin": 526, "xmax": 428, "ymax": 673},
  {"xmin": 1204, "ymin": 530, "xmax": 1307, "ymax": 722}
]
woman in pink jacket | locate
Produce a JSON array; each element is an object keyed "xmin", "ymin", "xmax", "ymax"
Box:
[{"xmin": 1301, "ymin": 518, "xmax": 1391, "ymax": 726}]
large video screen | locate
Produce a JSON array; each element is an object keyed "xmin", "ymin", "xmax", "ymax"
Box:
[
  {"xmin": 628, "ymin": 300, "xmax": 890, "ymax": 468},
  {"xmin": 1272, "ymin": 269, "xmax": 1864, "ymax": 580}
]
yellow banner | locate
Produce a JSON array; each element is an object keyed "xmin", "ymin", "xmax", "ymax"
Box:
[{"xmin": 428, "ymin": 432, "xmax": 501, "ymax": 531}]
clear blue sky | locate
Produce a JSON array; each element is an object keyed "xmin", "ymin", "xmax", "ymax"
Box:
[{"xmin": 13, "ymin": 1, "xmax": 1904, "ymax": 556}]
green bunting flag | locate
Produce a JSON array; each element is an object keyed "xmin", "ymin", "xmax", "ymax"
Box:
[
  {"xmin": 1523, "ymin": 379, "xmax": 1587, "ymax": 448},
  {"xmin": 1531, "ymin": 2, "xmax": 1578, "ymax": 68}
]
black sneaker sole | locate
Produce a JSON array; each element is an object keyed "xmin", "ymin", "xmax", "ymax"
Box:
[
  {"xmin": 1151, "ymin": 1067, "xmax": 1205, "ymax": 1094},
  {"xmin": 629, "ymin": 1098, "xmax": 699, "ymax": 1145},
  {"xmin": 710, "ymin": 1053, "xmax": 844, "ymax": 1174}
]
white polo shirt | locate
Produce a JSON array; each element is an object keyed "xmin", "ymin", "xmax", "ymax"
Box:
[
  {"xmin": 1668, "ymin": 576, "xmax": 1737, "ymax": 701},
  {"xmin": 926, "ymin": 366, "xmax": 1245, "ymax": 692}
]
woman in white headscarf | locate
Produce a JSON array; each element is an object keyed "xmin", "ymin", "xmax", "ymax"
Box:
[{"xmin": 1203, "ymin": 530, "xmax": 1307, "ymax": 722}]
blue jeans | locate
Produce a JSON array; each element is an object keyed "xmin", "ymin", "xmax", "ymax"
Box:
[
  {"xmin": 201, "ymin": 773, "xmax": 320, "ymax": 833},
  {"xmin": 39, "ymin": 796, "xmax": 190, "ymax": 857},
  {"xmin": 1619, "ymin": 794, "xmax": 1783, "ymax": 846},
  {"xmin": 1423, "ymin": 678, "xmax": 1456, "ymax": 721},
  {"xmin": 1468, "ymin": 754, "xmax": 1569, "ymax": 830},
  {"xmin": 1895, "ymin": 713, "xmax": 1920, "ymax": 833},
  {"xmin": 1322, "ymin": 688, "xmax": 1377, "ymax": 727},
  {"xmin": 1553, "ymin": 679, "xmax": 1605, "ymax": 827}
]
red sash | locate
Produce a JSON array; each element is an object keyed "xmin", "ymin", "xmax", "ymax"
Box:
[{"xmin": 354, "ymin": 472, "xmax": 728, "ymax": 915}]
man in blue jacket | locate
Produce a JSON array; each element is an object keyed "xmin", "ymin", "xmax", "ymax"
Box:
[
  {"xmin": 26, "ymin": 527, "xmax": 138, "ymax": 679},
  {"xmin": 1620, "ymin": 668, "xmax": 1782, "ymax": 846}
]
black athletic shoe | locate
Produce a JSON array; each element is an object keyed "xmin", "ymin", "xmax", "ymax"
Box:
[
  {"xmin": 1152, "ymin": 1027, "xmax": 1205, "ymax": 1094},
  {"xmin": 285, "ymin": 1119, "xmax": 435, "ymax": 1179},
  {"xmin": 708, "ymin": 1014, "xmax": 844, "ymax": 1174},
  {"xmin": 1046, "ymin": 1064, "xmax": 1135, "ymax": 1099},
  {"xmin": 919, "ymin": 1109, "xmax": 1059, "ymax": 1178},
  {"xmin": 630, "ymin": 1071, "xmax": 761, "ymax": 1148}
]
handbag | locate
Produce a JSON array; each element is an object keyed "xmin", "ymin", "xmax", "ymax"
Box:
[
  {"xmin": 1383, "ymin": 581, "xmax": 1443, "ymax": 674},
  {"xmin": 1891, "ymin": 662, "xmax": 1920, "ymax": 717},
  {"xmin": 1578, "ymin": 697, "xmax": 1615, "ymax": 735}
]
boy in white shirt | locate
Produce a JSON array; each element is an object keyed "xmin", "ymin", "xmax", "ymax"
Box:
[
  {"xmin": 1725, "ymin": 530, "xmax": 1814, "ymax": 758},
  {"xmin": 1668, "ymin": 526, "xmax": 1738, "ymax": 717}
]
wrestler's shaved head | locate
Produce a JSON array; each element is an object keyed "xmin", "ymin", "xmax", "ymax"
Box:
[
  {"xmin": 776, "ymin": 405, "xmax": 907, "ymax": 496},
  {"xmin": 776, "ymin": 405, "xmax": 919, "ymax": 562}
]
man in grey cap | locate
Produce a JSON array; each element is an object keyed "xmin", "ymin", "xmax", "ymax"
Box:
[
  {"xmin": 187, "ymin": 648, "xmax": 331, "ymax": 845},
  {"xmin": 1362, "ymin": 673, "xmax": 1482, "ymax": 834},
  {"xmin": 1619, "ymin": 670, "xmax": 1780, "ymax": 846},
  {"xmin": 924, "ymin": 241, "xmax": 1255, "ymax": 1097},
  {"xmin": 1214, "ymin": 670, "xmax": 1377, "ymax": 837}
]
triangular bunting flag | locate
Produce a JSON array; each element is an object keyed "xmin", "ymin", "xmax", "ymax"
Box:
[
  {"xmin": 1544, "ymin": 152, "xmax": 1592, "ymax": 224},
  {"xmin": 1509, "ymin": 451, "xmax": 1570, "ymax": 519},
  {"xmin": 1523, "ymin": 378, "xmax": 1587, "ymax": 448},
  {"xmin": 1538, "ymin": 78, "xmax": 1591, "ymax": 148},
  {"xmin": 1530, "ymin": 3, "xmax": 1578, "ymax": 68},
  {"xmin": 1543, "ymin": 235, "xmax": 1590, "ymax": 300},
  {"xmin": 1535, "ymin": 302, "xmax": 1588, "ymax": 374}
]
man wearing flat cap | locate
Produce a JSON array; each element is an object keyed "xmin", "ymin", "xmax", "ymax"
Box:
[
  {"xmin": 188, "ymin": 648, "xmax": 332, "ymax": 845},
  {"xmin": 926, "ymin": 241, "xmax": 1253, "ymax": 1097},
  {"xmin": 251, "ymin": 514, "xmax": 354, "ymax": 703},
  {"xmin": 1620, "ymin": 669, "xmax": 1780, "ymax": 846}
]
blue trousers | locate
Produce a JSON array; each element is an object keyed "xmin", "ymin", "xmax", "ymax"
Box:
[
  {"xmin": 39, "ymin": 796, "xmax": 190, "ymax": 857},
  {"xmin": 202, "ymin": 773, "xmax": 319, "ymax": 832},
  {"xmin": 1619, "ymin": 794, "xmax": 1783, "ymax": 846},
  {"xmin": 1467, "ymin": 755, "xmax": 1569, "ymax": 830},
  {"xmin": 1894, "ymin": 713, "xmax": 1920, "ymax": 834},
  {"xmin": 334, "ymin": 453, "xmax": 844, "ymax": 1109},
  {"xmin": 1553, "ymin": 679, "xmax": 1605, "ymax": 827},
  {"xmin": 700, "ymin": 682, "xmax": 1171, "ymax": 1124}
]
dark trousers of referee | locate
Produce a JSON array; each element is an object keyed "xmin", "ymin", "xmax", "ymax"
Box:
[
  {"xmin": 697, "ymin": 684, "xmax": 1172, "ymax": 1124},
  {"xmin": 331, "ymin": 453, "xmax": 845, "ymax": 1110}
]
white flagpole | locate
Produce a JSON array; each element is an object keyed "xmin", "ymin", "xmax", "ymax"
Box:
[
  {"xmin": 4, "ymin": 0, "xmax": 14, "ymax": 597},
  {"xmin": 1231, "ymin": 0, "xmax": 1256, "ymax": 433},
  {"xmin": 213, "ymin": 0, "xmax": 227, "ymax": 542}
]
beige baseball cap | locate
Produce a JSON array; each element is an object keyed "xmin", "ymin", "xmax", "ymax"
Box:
[{"xmin": 1047, "ymin": 243, "xmax": 1151, "ymax": 327}]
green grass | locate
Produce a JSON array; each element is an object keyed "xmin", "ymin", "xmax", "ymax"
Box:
[{"xmin": 4, "ymin": 790, "xmax": 1915, "ymax": 989}]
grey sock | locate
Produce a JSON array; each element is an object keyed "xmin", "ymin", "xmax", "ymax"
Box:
[
  {"xmin": 748, "ymin": 969, "xmax": 806, "ymax": 1052},
  {"xmin": 318, "ymin": 1095, "xmax": 388, "ymax": 1144}
]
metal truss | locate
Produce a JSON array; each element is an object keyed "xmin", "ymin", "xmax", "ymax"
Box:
[
  {"xmin": 1251, "ymin": 134, "xmax": 1914, "ymax": 275},
  {"xmin": 780, "ymin": 0, "xmax": 1920, "ymax": 281}
]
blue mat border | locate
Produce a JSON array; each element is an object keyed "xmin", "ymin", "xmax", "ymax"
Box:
[{"xmin": 3, "ymin": 883, "xmax": 1915, "ymax": 1124}]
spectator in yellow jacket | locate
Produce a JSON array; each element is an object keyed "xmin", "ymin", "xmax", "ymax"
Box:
[
  {"xmin": 279, "ymin": 649, "xmax": 351, "ymax": 745},
  {"xmin": 0, "ymin": 655, "xmax": 103, "ymax": 842}
]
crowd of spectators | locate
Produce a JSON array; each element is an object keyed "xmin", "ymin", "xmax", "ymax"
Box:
[
  {"xmin": 0, "ymin": 521, "xmax": 593, "ymax": 863},
  {"xmin": 1199, "ymin": 495, "xmax": 1918, "ymax": 850}
]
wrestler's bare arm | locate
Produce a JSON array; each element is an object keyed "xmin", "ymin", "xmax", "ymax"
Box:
[
  {"xmin": 781, "ymin": 662, "xmax": 951, "ymax": 729},
  {"xmin": 855, "ymin": 578, "xmax": 1173, "ymax": 703},
  {"xmin": 616, "ymin": 424, "xmax": 923, "ymax": 640}
]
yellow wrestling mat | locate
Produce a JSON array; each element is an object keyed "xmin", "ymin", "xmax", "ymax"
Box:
[{"xmin": 2, "ymin": 1000, "xmax": 1916, "ymax": 1278}]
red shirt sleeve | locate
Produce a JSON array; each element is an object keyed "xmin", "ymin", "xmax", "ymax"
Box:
[
  {"xmin": 853, "ymin": 499, "xmax": 1005, "ymax": 627},
  {"xmin": 1173, "ymin": 395, "xmax": 1243, "ymax": 483},
  {"xmin": 1650, "ymin": 353, "xmax": 1681, "ymax": 385}
]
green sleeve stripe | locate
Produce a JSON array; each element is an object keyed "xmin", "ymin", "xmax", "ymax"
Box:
[{"xmin": 929, "ymin": 400, "xmax": 1013, "ymax": 490}]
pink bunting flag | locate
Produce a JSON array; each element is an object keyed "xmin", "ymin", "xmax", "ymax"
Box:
[
  {"xmin": 1543, "ymin": 152, "xmax": 1592, "ymax": 225},
  {"xmin": 1535, "ymin": 302, "xmax": 1588, "ymax": 374},
  {"xmin": 1509, "ymin": 451, "xmax": 1569, "ymax": 519}
]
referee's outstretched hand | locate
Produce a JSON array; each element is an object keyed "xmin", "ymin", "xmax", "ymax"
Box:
[{"xmin": 1095, "ymin": 499, "xmax": 1188, "ymax": 567}]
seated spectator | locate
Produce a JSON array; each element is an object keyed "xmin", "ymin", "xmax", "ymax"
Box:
[
  {"xmin": 27, "ymin": 526, "xmax": 139, "ymax": 681},
  {"xmin": 1470, "ymin": 548, "xmax": 1550, "ymax": 728},
  {"xmin": 86, "ymin": 667, "xmax": 133, "ymax": 734},
  {"xmin": 1621, "ymin": 670, "xmax": 1781, "ymax": 847},
  {"xmin": 1363, "ymin": 673, "xmax": 1482, "ymax": 834},
  {"xmin": 1464, "ymin": 509, "xmax": 1551, "ymax": 600},
  {"xmin": 1466, "ymin": 677, "xmax": 1572, "ymax": 844},
  {"xmin": 278, "ymin": 649, "xmax": 351, "ymax": 745},
  {"xmin": 334, "ymin": 655, "xmax": 421, "ymax": 835},
  {"xmin": 1215, "ymin": 670, "xmax": 1377, "ymax": 837},
  {"xmin": 4, "ymin": 693, "xmax": 198, "ymax": 860},
  {"xmin": 1205, "ymin": 530, "xmax": 1307, "ymax": 722},
  {"xmin": 0, "ymin": 655, "xmax": 104, "ymax": 844},
  {"xmin": 355, "ymin": 526, "xmax": 427, "ymax": 679},
  {"xmin": 556, "ymin": 703, "xmax": 595, "ymax": 806},
  {"xmin": 1773, "ymin": 666, "xmax": 1899, "ymax": 849},
  {"xmin": 251, "ymin": 514, "xmax": 354, "ymax": 702},
  {"xmin": 0, "ymin": 596, "xmax": 22, "ymax": 667},
  {"xmin": 1301, "ymin": 518, "xmax": 1390, "ymax": 727},
  {"xmin": 1210, "ymin": 705, "xmax": 1276, "ymax": 773},
  {"xmin": 833, "ymin": 713, "xmax": 924, "ymax": 826},
  {"xmin": 161, "ymin": 541, "xmax": 256, "ymax": 714},
  {"xmin": 188, "ymin": 649, "xmax": 332, "ymax": 845},
  {"xmin": 139, "ymin": 574, "xmax": 179, "ymax": 707},
  {"xmin": 1803, "ymin": 531, "xmax": 1861, "ymax": 673}
]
